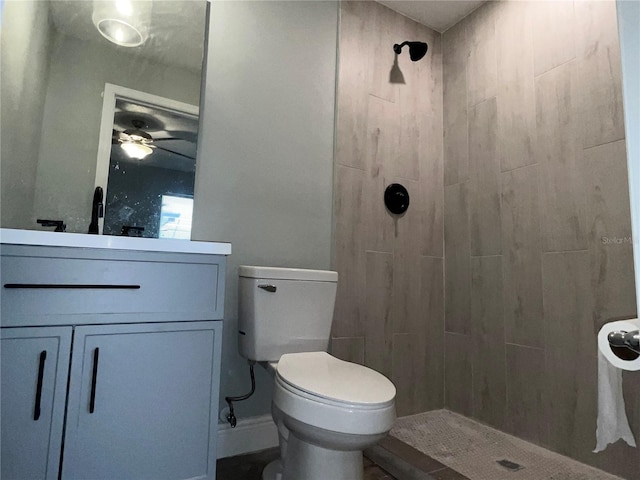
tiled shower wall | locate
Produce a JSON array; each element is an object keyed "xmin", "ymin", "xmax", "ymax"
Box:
[
  {"xmin": 334, "ymin": 0, "xmax": 638, "ymax": 477},
  {"xmin": 442, "ymin": 1, "xmax": 639, "ymax": 478},
  {"xmin": 331, "ymin": 1, "xmax": 444, "ymax": 417}
]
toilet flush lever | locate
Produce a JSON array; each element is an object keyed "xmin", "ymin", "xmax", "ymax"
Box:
[{"xmin": 258, "ymin": 284, "xmax": 277, "ymax": 293}]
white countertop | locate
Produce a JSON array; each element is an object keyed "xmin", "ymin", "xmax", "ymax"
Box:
[{"xmin": 0, "ymin": 229, "xmax": 231, "ymax": 255}]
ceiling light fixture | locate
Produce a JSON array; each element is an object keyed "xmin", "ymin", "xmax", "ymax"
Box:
[
  {"xmin": 121, "ymin": 141, "xmax": 153, "ymax": 159},
  {"xmin": 117, "ymin": 120, "xmax": 155, "ymax": 159},
  {"xmin": 92, "ymin": 0, "xmax": 151, "ymax": 48}
]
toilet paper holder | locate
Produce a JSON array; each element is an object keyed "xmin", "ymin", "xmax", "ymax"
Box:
[{"xmin": 608, "ymin": 330, "xmax": 640, "ymax": 354}]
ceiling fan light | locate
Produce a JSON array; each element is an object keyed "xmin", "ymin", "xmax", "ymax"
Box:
[{"xmin": 121, "ymin": 141, "xmax": 153, "ymax": 159}]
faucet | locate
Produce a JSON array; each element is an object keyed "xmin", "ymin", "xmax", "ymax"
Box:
[
  {"xmin": 37, "ymin": 219, "xmax": 66, "ymax": 232},
  {"xmin": 88, "ymin": 186, "xmax": 104, "ymax": 234},
  {"xmin": 120, "ymin": 225, "xmax": 144, "ymax": 237}
]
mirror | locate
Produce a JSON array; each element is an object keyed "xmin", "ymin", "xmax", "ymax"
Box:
[{"xmin": 1, "ymin": 0, "xmax": 208, "ymax": 237}]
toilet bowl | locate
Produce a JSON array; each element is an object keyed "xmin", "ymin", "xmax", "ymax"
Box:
[
  {"xmin": 237, "ymin": 266, "xmax": 396, "ymax": 480},
  {"xmin": 262, "ymin": 352, "xmax": 396, "ymax": 480}
]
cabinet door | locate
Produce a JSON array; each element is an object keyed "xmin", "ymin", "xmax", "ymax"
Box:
[
  {"xmin": 1, "ymin": 326, "xmax": 72, "ymax": 480},
  {"xmin": 62, "ymin": 321, "xmax": 222, "ymax": 480}
]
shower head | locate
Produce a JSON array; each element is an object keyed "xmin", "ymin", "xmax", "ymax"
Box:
[{"xmin": 393, "ymin": 41, "xmax": 428, "ymax": 61}]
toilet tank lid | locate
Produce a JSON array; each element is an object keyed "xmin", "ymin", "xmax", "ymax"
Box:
[{"xmin": 238, "ymin": 266, "xmax": 338, "ymax": 282}]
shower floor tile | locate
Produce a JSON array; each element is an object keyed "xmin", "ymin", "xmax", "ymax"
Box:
[{"xmin": 391, "ymin": 410, "xmax": 624, "ymax": 480}]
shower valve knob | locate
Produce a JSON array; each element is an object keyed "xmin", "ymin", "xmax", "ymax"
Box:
[{"xmin": 384, "ymin": 183, "xmax": 410, "ymax": 215}]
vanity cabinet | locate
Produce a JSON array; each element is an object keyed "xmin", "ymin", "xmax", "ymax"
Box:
[
  {"xmin": 0, "ymin": 230, "xmax": 231, "ymax": 480},
  {"xmin": 62, "ymin": 322, "xmax": 220, "ymax": 480},
  {"xmin": 0, "ymin": 327, "xmax": 72, "ymax": 480}
]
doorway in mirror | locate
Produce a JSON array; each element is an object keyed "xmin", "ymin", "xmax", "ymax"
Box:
[{"xmin": 95, "ymin": 84, "xmax": 198, "ymax": 239}]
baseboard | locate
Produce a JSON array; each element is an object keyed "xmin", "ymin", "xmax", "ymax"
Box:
[{"xmin": 217, "ymin": 414, "xmax": 279, "ymax": 459}]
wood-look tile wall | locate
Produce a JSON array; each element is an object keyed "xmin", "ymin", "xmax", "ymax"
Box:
[
  {"xmin": 442, "ymin": 1, "xmax": 639, "ymax": 477},
  {"xmin": 334, "ymin": 1, "xmax": 637, "ymax": 476},
  {"xmin": 332, "ymin": 1, "xmax": 444, "ymax": 417}
]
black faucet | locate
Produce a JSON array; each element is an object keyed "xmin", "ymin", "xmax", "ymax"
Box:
[
  {"xmin": 37, "ymin": 219, "xmax": 66, "ymax": 232},
  {"xmin": 120, "ymin": 226, "xmax": 144, "ymax": 237},
  {"xmin": 88, "ymin": 186, "xmax": 104, "ymax": 234}
]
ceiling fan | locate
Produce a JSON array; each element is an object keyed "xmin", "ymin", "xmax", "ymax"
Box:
[{"xmin": 113, "ymin": 119, "xmax": 195, "ymax": 160}]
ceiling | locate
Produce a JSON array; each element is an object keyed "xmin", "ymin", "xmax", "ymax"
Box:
[
  {"xmin": 47, "ymin": 1, "xmax": 481, "ymax": 72},
  {"xmin": 376, "ymin": 0, "xmax": 486, "ymax": 32},
  {"xmin": 48, "ymin": 0, "xmax": 207, "ymax": 72}
]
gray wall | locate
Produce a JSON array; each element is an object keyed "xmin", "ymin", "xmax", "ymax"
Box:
[
  {"xmin": 331, "ymin": 1, "xmax": 444, "ymax": 417},
  {"xmin": 442, "ymin": 1, "xmax": 638, "ymax": 477},
  {"xmin": 192, "ymin": 1, "xmax": 338, "ymax": 419},
  {"xmin": 1, "ymin": 0, "xmax": 52, "ymax": 229},
  {"xmin": 33, "ymin": 32, "xmax": 202, "ymax": 233}
]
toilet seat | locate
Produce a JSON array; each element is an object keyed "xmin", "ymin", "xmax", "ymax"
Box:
[
  {"xmin": 276, "ymin": 352, "xmax": 395, "ymax": 407},
  {"xmin": 272, "ymin": 352, "xmax": 396, "ymax": 435}
]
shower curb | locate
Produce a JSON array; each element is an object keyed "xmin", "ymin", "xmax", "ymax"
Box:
[{"xmin": 364, "ymin": 444, "xmax": 438, "ymax": 480}]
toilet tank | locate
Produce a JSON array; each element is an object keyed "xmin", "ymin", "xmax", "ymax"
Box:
[{"xmin": 237, "ymin": 266, "xmax": 338, "ymax": 362}]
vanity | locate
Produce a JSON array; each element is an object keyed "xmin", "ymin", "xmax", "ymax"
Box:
[{"xmin": 0, "ymin": 228, "xmax": 231, "ymax": 480}]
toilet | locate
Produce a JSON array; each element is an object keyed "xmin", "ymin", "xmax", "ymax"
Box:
[{"xmin": 238, "ymin": 266, "xmax": 396, "ymax": 480}]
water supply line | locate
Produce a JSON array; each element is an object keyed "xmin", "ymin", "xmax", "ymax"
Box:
[{"xmin": 224, "ymin": 361, "xmax": 256, "ymax": 428}]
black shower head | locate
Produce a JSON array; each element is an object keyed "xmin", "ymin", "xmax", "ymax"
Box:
[{"xmin": 393, "ymin": 41, "xmax": 428, "ymax": 61}]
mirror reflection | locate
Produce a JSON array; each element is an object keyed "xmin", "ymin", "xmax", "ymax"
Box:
[
  {"xmin": 103, "ymin": 93, "xmax": 197, "ymax": 238},
  {"xmin": 1, "ymin": 0, "xmax": 207, "ymax": 237}
]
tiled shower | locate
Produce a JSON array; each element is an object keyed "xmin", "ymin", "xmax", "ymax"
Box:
[{"xmin": 331, "ymin": 1, "xmax": 639, "ymax": 478}]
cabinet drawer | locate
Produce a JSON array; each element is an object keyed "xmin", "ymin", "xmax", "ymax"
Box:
[{"xmin": 1, "ymin": 254, "xmax": 223, "ymax": 323}]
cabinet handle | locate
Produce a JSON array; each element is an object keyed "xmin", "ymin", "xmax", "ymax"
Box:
[
  {"xmin": 33, "ymin": 350, "xmax": 47, "ymax": 421},
  {"xmin": 4, "ymin": 284, "xmax": 140, "ymax": 289},
  {"xmin": 258, "ymin": 284, "xmax": 277, "ymax": 293},
  {"xmin": 89, "ymin": 348, "xmax": 99, "ymax": 414}
]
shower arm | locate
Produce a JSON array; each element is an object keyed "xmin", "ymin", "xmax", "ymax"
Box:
[{"xmin": 393, "ymin": 41, "xmax": 410, "ymax": 54}]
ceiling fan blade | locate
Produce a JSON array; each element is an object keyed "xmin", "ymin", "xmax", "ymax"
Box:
[
  {"xmin": 164, "ymin": 130, "xmax": 198, "ymax": 143},
  {"xmin": 112, "ymin": 129, "xmax": 127, "ymax": 144},
  {"xmin": 155, "ymin": 145, "xmax": 196, "ymax": 160},
  {"xmin": 113, "ymin": 130, "xmax": 130, "ymax": 138}
]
